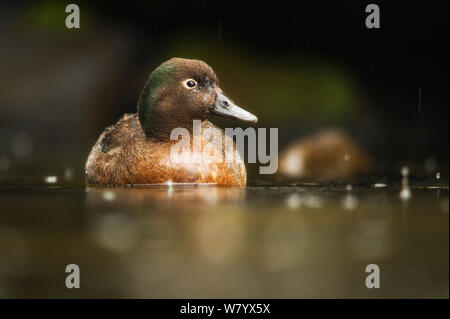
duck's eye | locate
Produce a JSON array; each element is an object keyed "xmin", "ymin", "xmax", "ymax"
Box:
[{"xmin": 183, "ymin": 79, "xmax": 197, "ymax": 89}]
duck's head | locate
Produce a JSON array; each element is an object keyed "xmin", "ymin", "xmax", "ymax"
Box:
[{"xmin": 137, "ymin": 57, "xmax": 258, "ymax": 137}]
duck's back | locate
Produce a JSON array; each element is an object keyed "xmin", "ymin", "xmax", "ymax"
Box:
[{"xmin": 85, "ymin": 114, "xmax": 246, "ymax": 186}]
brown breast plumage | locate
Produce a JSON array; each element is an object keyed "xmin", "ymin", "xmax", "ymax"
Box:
[{"xmin": 85, "ymin": 114, "xmax": 246, "ymax": 186}]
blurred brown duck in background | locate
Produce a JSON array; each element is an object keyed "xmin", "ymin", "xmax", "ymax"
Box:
[
  {"xmin": 85, "ymin": 58, "xmax": 257, "ymax": 187},
  {"xmin": 279, "ymin": 129, "xmax": 373, "ymax": 180}
]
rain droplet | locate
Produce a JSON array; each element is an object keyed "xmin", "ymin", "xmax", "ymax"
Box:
[
  {"xmin": 166, "ymin": 179, "xmax": 173, "ymax": 196},
  {"xmin": 401, "ymin": 166, "xmax": 409, "ymax": 178},
  {"xmin": 399, "ymin": 188, "xmax": 411, "ymax": 201},
  {"xmin": 45, "ymin": 176, "xmax": 57, "ymax": 184},
  {"xmin": 436, "ymin": 172, "xmax": 441, "ymax": 180}
]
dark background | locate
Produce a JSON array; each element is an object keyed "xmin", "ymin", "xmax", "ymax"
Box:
[
  {"xmin": 0, "ymin": 0, "xmax": 448, "ymax": 181},
  {"xmin": 0, "ymin": 1, "xmax": 448, "ymax": 300}
]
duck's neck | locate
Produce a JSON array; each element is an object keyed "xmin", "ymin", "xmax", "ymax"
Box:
[
  {"xmin": 139, "ymin": 104, "xmax": 209, "ymax": 141},
  {"xmin": 140, "ymin": 115, "xmax": 199, "ymax": 140}
]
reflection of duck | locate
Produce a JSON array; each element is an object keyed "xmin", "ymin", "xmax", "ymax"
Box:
[
  {"xmin": 279, "ymin": 129, "xmax": 373, "ymax": 180},
  {"xmin": 86, "ymin": 58, "xmax": 257, "ymax": 187},
  {"xmin": 85, "ymin": 185, "xmax": 245, "ymax": 206}
]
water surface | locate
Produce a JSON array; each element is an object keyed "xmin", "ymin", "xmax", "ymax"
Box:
[{"xmin": 0, "ymin": 180, "xmax": 448, "ymax": 298}]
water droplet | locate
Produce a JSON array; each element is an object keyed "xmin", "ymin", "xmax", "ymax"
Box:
[
  {"xmin": 166, "ymin": 179, "xmax": 173, "ymax": 196},
  {"xmin": 44, "ymin": 176, "xmax": 57, "ymax": 184},
  {"xmin": 401, "ymin": 166, "xmax": 409, "ymax": 178},
  {"xmin": 281, "ymin": 150, "xmax": 304, "ymax": 176},
  {"xmin": 399, "ymin": 188, "xmax": 411, "ymax": 201},
  {"xmin": 436, "ymin": 172, "xmax": 441, "ymax": 180}
]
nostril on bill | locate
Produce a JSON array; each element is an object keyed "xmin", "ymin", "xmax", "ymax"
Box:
[{"xmin": 223, "ymin": 100, "xmax": 229, "ymax": 107}]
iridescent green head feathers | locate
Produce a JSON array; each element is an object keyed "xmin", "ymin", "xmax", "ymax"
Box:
[{"xmin": 137, "ymin": 57, "xmax": 257, "ymax": 138}]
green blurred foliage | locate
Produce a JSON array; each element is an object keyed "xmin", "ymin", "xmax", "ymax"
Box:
[
  {"xmin": 164, "ymin": 35, "xmax": 362, "ymax": 127},
  {"xmin": 19, "ymin": 1, "xmax": 92, "ymax": 36}
]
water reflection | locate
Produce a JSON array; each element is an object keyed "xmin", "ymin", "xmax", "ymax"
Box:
[
  {"xmin": 263, "ymin": 215, "xmax": 311, "ymax": 271},
  {"xmin": 86, "ymin": 184, "xmax": 245, "ymax": 207},
  {"xmin": 350, "ymin": 195, "xmax": 394, "ymax": 260},
  {"xmin": 400, "ymin": 166, "xmax": 412, "ymax": 201},
  {"xmin": 195, "ymin": 213, "xmax": 246, "ymax": 265},
  {"xmin": 91, "ymin": 212, "xmax": 140, "ymax": 252},
  {"xmin": 342, "ymin": 194, "xmax": 359, "ymax": 210},
  {"xmin": 441, "ymin": 198, "xmax": 449, "ymax": 213},
  {"xmin": 0, "ymin": 226, "xmax": 27, "ymax": 276},
  {"xmin": 0, "ymin": 182, "xmax": 448, "ymax": 298}
]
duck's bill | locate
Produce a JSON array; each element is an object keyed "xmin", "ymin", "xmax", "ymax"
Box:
[{"xmin": 211, "ymin": 91, "xmax": 258, "ymax": 123}]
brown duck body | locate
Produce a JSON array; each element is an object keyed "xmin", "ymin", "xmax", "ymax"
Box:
[{"xmin": 85, "ymin": 113, "xmax": 246, "ymax": 186}]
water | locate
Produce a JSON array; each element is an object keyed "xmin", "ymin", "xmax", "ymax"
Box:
[{"xmin": 0, "ymin": 180, "xmax": 448, "ymax": 298}]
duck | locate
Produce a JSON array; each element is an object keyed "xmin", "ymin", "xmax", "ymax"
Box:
[
  {"xmin": 279, "ymin": 129, "xmax": 373, "ymax": 180},
  {"xmin": 85, "ymin": 58, "xmax": 258, "ymax": 187}
]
